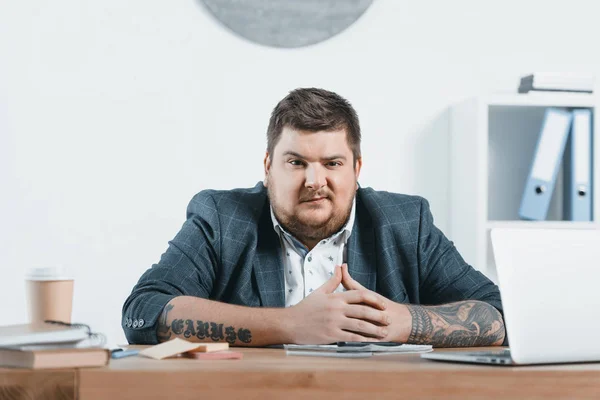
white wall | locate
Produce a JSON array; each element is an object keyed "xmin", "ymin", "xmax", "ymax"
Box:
[{"xmin": 1, "ymin": 0, "xmax": 598, "ymax": 345}]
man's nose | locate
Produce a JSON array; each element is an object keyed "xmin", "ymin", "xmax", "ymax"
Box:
[{"xmin": 305, "ymin": 164, "xmax": 326, "ymax": 190}]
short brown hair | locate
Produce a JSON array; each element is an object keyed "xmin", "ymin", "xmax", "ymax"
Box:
[{"xmin": 267, "ymin": 88, "xmax": 361, "ymax": 164}]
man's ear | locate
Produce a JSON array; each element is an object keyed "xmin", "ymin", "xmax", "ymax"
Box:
[
  {"xmin": 263, "ymin": 152, "xmax": 271, "ymax": 187},
  {"xmin": 354, "ymin": 156, "xmax": 362, "ymax": 188}
]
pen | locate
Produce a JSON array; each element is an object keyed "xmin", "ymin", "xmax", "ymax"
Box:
[
  {"xmin": 111, "ymin": 349, "xmax": 140, "ymax": 359},
  {"xmin": 336, "ymin": 341, "xmax": 403, "ymax": 347}
]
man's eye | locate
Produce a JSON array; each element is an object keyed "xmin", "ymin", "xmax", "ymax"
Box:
[
  {"xmin": 326, "ymin": 161, "xmax": 341, "ymax": 167},
  {"xmin": 289, "ymin": 160, "xmax": 304, "ymax": 166}
]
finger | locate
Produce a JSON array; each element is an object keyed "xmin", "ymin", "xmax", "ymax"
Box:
[
  {"xmin": 317, "ymin": 265, "xmax": 342, "ymax": 294},
  {"xmin": 341, "ymin": 274, "xmax": 389, "ymax": 308},
  {"xmin": 341, "ymin": 264, "xmax": 365, "ymax": 291},
  {"xmin": 340, "ymin": 318, "xmax": 389, "ymax": 339},
  {"xmin": 345, "ymin": 304, "xmax": 391, "ymax": 326},
  {"xmin": 338, "ymin": 331, "xmax": 378, "ymax": 343},
  {"xmin": 338, "ymin": 289, "xmax": 387, "ymax": 310}
]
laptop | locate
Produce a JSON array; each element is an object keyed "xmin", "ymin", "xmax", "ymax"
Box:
[{"xmin": 422, "ymin": 228, "xmax": 600, "ymax": 366}]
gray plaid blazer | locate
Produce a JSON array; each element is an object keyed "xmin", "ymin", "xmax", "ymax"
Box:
[{"xmin": 122, "ymin": 182, "xmax": 503, "ymax": 344}]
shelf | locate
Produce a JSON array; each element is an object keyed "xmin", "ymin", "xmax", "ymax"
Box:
[
  {"xmin": 486, "ymin": 221, "xmax": 600, "ymax": 230},
  {"xmin": 450, "ymin": 94, "xmax": 599, "ymax": 280},
  {"xmin": 484, "ymin": 92, "xmax": 597, "ymax": 108}
]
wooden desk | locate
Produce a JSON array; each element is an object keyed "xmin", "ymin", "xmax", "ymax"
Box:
[
  {"xmin": 3, "ymin": 348, "xmax": 600, "ymax": 399},
  {"xmin": 0, "ymin": 368, "xmax": 75, "ymax": 400}
]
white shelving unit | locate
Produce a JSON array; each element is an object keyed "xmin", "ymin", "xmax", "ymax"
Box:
[{"xmin": 449, "ymin": 92, "xmax": 599, "ymax": 282}]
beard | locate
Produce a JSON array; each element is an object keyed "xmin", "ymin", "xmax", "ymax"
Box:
[{"xmin": 268, "ymin": 186, "xmax": 354, "ymax": 244}]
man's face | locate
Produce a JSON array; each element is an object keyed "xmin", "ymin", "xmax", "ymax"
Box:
[{"xmin": 264, "ymin": 127, "xmax": 362, "ymax": 247}]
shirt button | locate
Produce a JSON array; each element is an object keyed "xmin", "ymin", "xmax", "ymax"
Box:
[{"xmin": 307, "ymin": 256, "xmax": 312, "ymax": 262}]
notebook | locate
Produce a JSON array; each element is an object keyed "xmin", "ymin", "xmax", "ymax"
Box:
[
  {"xmin": 285, "ymin": 343, "xmax": 433, "ymax": 358},
  {"xmin": 0, "ymin": 323, "xmax": 89, "ymax": 347}
]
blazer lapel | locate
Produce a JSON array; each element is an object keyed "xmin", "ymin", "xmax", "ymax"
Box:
[
  {"xmin": 253, "ymin": 201, "xmax": 285, "ymax": 308},
  {"xmin": 346, "ymin": 192, "xmax": 377, "ymax": 291}
]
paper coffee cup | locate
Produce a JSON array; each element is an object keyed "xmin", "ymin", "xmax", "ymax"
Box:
[{"xmin": 25, "ymin": 267, "xmax": 74, "ymax": 324}]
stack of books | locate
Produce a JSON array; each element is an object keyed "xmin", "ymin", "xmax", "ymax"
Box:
[
  {"xmin": 519, "ymin": 73, "xmax": 595, "ymax": 93},
  {"xmin": 0, "ymin": 322, "xmax": 109, "ymax": 369}
]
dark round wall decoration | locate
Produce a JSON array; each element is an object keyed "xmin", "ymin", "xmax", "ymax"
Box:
[{"xmin": 199, "ymin": 0, "xmax": 374, "ymax": 48}]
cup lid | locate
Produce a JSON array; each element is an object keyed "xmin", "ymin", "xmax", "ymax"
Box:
[{"xmin": 25, "ymin": 266, "xmax": 74, "ymax": 281}]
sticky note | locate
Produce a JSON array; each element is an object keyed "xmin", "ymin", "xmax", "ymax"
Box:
[{"xmin": 139, "ymin": 338, "xmax": 229, "ymax": 360}]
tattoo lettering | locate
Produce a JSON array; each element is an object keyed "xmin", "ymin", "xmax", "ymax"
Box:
[
  {"xmin": 225, "ymin": 326, "xmax": 237, "ymax": 344},
  {"xmin": 171, "ymin": 319, "xmax": 184, "ymax": 335},
  {"xmin": 156, "ymin": 304, "xmax": 173, "ymax": 342},
  {"xmin": 183, "ymin": 320, "xmax": 196, "ymax": 338},
  {"xmin": 238, "ymin": 328, "xmax": 252, "ymax": 343},
  {"xmin": 407, "ymin": 301, "xmax": 505, "ymax": 347},
  {"xmin": 209, "ymin": 322, "xmax": 224, "ymax": 341},
  {"xmin": 196, "ymin": 321, "xmax": 210, "ymax": 339},
  {"xmin": 155, "ymin": 303, "xmax": 254, "ymax": 344}
]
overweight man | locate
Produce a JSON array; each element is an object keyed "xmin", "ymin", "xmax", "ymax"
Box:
[{"xmin": 122, "ymin": 88, "xmax": 506, "ymax": 347}]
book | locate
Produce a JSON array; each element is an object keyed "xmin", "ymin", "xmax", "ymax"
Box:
[
  {"xmin": 0, "ymin": 323, "xmax": 89, "ymax": 347},
  {"xmin": 0, "ymin": 346, "xmax": 109, "ymax": 369}
]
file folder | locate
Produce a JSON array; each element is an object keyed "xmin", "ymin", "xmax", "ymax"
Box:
[
  {"xmin": 564, "ymin": 109, "xmax": 593, "ymax": 221},
  {"xmin": 519, "ymin": 108, "xmax": 573, "ymax": 220}
]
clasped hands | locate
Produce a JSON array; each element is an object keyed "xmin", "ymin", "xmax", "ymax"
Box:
[{"xmin": 285, "ymin": 264, "xmax": 411, "ymax": 344}]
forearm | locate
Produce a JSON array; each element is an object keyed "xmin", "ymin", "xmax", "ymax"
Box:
[
  {"xmin": 156, "ymin": 296, "xmax": 292, "ymax": 346},
  {"xmin": 391, "ymin": 300, "xmax": 506, "ymax": 347}
]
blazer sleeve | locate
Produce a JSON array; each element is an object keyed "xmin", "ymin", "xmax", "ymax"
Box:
[
  {"xmin": 416, "ymin": 197, "xmax": 505, "ymax": 319},
  {"xmin": 121, "ymin": 191, "xmax": 221, "ymax": 344}
]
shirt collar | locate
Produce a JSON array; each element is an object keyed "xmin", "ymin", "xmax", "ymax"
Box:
[{"xmin": 270, "ymin": 197, "xmax": 356, "ymax": 246}]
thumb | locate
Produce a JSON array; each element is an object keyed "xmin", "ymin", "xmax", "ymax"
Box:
[
  {"xmin": 341, "ymin": 263, "xmax": 365, "ymax": 291},
  {"xmin": 317, "ymin": 265, "xmax": 343, "ymax": 294}
]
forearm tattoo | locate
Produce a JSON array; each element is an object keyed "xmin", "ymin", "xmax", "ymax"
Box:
[
  {"xmin": 156, "ymin": 303, "xmax": 252, "ymax": 344},
  {"xmin": 407, "ymin": 301, "xmax": 505, "ymax": 347}
]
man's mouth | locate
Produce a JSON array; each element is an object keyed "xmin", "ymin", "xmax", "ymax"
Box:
[{"xmin": 304, "ymin": 197, "xmax": 326, "ymax": 203}]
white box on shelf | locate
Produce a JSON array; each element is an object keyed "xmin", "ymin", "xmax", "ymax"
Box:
[{"xmin": 449, "ymin": 92, "xmax": 599, "ymax": 282}]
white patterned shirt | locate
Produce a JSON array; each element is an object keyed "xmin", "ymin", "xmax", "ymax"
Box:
[{"xmin": 270, "ymin": 199, "xmax": 356, "ymax": 307}]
